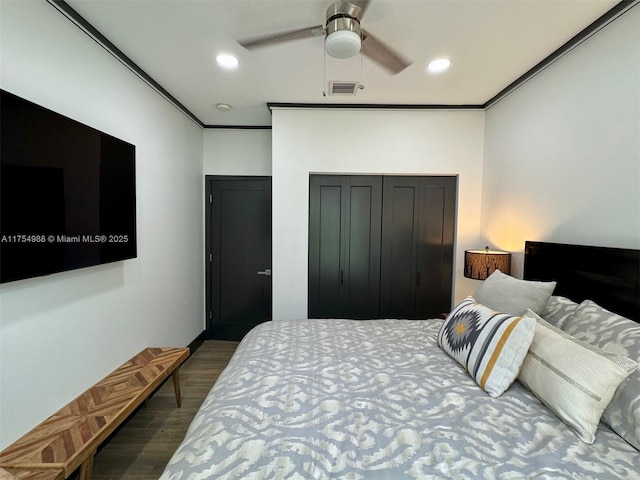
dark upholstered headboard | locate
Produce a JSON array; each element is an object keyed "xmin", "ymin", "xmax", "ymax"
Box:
[{"xmin": 523, "ymin": 241, "xmax": 640, "ymax": 323}]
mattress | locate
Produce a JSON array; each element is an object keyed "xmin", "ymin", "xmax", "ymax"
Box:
[{"xmin": 161, "ymin": 319, "xmax": 640, "ymax": 479}]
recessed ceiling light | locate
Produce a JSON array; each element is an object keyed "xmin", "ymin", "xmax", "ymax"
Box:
[
  {"xmin": 427, "ymin": 58, "xmax": 452, "ymax": 74},
  {"xmin": 216, "ymin": 54, "xmax": 239, "ymax": 70}
]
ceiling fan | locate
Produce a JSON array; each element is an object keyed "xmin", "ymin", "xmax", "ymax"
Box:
[{"xmin": 238, "ymin": 0, "xmax": 412, "ymax": 75}]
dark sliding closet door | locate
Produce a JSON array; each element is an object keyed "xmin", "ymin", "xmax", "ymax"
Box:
[
  {"xmin": 308, "ymin": 175, "xmax": 382, "ymax": 319},
  {"xmin": 309, "ymin": 174, "xmax": 456, "ymax": 321},
  {"xmin": 379, "ymin": 176, "xmax": 456, "ymax": 319}
]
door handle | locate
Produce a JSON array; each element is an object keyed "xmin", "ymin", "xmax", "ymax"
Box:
[{"xmin": 257, "ymin": 269, "xmax": 271, "ymax": 276}]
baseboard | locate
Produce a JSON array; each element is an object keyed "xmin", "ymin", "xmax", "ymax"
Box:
[{"xmin": 187, "ymin": 331, "xmax": 206, "ymax": 354}]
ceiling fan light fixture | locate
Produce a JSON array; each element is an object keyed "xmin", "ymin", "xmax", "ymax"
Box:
[{"xmin": 325, "ymin": 29, "xmax": 361, "ymax": 59}]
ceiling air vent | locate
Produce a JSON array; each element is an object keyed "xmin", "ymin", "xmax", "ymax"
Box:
[{"xmin": 328, "ymin": 81, "xmax": 359, "ymax": 95}]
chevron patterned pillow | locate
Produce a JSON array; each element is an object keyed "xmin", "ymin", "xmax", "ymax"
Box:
[{"xmin": 438, "ymin": 296, "xmax": 536, "ymax": 397}]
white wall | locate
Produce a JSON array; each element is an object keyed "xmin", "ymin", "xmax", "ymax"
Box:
[
  {"xmin": 0, "ymin": 1, "xmax": 204, "ymax": 448},
  {"xmin": 482, "ymin": 7, "xmax": 640, "ymax": 276},
  {"xmin": 271, "ymin": 108, "xmax": 485, "ymax": 320},
  {"xmin": 203, "ymin": 129, "xmax": 272, "ymax": 175}
]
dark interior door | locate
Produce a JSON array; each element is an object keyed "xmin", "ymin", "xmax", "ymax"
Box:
[
  {"xmin": 308, "ymin": 175, "xmax": 382, "ymax": 319},
  {"xmin": 207, "ymin": 176, "xmax": 271, "ymax": 340},
  {"xmin": 380, "ymin": 176, "xmax": 456, "ymax": 319}
]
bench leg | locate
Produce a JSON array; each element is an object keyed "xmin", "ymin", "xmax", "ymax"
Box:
[
  {"xmin": 172, "ymin": 369, "xmax": 182, "ymax": 407},
  {"xmin": 79, "ymin": 452, "xmax": 95, "ymax": 480}
]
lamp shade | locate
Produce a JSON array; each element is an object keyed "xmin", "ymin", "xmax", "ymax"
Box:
[{"xmin": 464, "ymin": 247, "xmax": 511, "ymax": 280}]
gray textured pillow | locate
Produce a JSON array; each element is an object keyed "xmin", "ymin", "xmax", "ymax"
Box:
[
  {"xmin": 519, "ymin": 310, "xmax": 637, "ymax": 444},
  {"xmin": 564, "ymin": 300, "xmax": 640, "ymax": 450},
  {"xmin": 473, "ymin": 270, "xmax": 556, "ymax": 316},
  {"xmin": 542, "ymin": 295, "xmax": 579, "ymax": 330}
]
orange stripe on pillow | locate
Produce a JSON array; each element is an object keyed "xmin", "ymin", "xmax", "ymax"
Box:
[{"xmin": 480, "ymin": 318, "xmax": 522, "ymax": 389}]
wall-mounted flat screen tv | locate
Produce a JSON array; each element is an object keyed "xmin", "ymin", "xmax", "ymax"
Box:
[{"xmin": 0, "ymin": 89, "xmax": 136, "ymax": 283}]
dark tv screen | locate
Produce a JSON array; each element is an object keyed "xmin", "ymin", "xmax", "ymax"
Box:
[{"xmin": 0, "ymin": 89, "xmax": 136, "ymax": 283}]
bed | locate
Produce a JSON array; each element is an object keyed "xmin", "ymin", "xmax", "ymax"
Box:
[{"xmin": 161, "ymin": 241, "xmax": 640, "ymax": 479}]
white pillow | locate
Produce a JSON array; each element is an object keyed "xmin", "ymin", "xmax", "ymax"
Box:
[
  {"xmin": 438, "ymin": 297, "xmax": 535, "ymax": 398},
  {"xmin": 473, "ymin": 269, "xmax": 556, "ymax": 316},
  {"xmin": 519, "ymin": 310, "xmax": 637, "ymax": 444}
]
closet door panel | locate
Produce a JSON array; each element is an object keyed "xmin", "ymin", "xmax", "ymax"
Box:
[
  {"xmin": 415, "ymin": 180, "xmax": 455, "ymax": 318},
  {"xmin": 380, "ymin": 177, "xmax": 419, "ymax": 318},
  {"xmin": 345, "ymin": 179, "xmax": 382, "ymax": 318},
  {"xmin": 309, "ymin": 179, "xmax": 344, "ymax": 318},
  {"xmin": 318, "ymin": 186, "xmax": 344, "ymax": 314},
  {"xmin": 380, "ymin": 176, "xmax": 457, "ymax": 319},
  {"xmin": 309, "ymin": 175, "xmax": 382, "ymax": 319}
]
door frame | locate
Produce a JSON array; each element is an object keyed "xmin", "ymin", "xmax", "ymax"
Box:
[{"xmin": 205, "ymin": 175, "xmax": 272, "ymax": 339}]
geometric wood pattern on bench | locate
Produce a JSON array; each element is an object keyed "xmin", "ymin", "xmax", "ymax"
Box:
[
  {"xmin": 0, "ymin": 347, "xmax": 189, "ymax": 480},
  {"xmin": 0, "ymin": 467, "xmax": 64, "ymax": 480}
]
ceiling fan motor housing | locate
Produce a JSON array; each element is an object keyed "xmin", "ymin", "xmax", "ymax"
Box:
[{"xmin": 325, "ymin": 1, "xmax": 363, "ymax": 59}]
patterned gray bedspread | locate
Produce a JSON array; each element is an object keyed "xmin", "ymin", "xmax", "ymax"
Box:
[{"xmin": 161, "ymin": 319, "xmax": 640, "ymax": 479}]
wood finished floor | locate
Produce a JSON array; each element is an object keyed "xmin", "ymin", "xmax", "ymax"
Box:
[{"xmin": 82, "ymin": 340, "xmax": 239, "ymax": 480}]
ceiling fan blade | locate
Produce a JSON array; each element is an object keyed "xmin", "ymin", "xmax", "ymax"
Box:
[
  {"xmin": 238, "ymin": 25, "xmax": 325, "ymax": 50},
  {"xmin": 349, "ymin": 0, "xmax": 370, "ymax": 18},
  {"xmin": 362, "ymin": 30, "xmax": 412, "ymax": 75}
]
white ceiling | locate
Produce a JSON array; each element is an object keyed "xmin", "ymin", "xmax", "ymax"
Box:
[{"xmin": 63, "ymin": 0, "xmax": 620, "ymax": 127}]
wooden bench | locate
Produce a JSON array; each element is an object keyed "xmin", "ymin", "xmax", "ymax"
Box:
[
  {"xmin": 0, "ymin": 347, "xmax": 189, "ymax": 480},
  {"xmin": 0, "ymin": 467, "xmax": 63, "ymax": 480}
]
